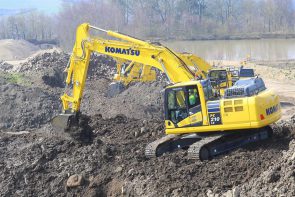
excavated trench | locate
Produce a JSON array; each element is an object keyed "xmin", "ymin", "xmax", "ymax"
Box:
[{"xmin": 0, "ymin": 50, "xmax": 295, "ymax": 196}]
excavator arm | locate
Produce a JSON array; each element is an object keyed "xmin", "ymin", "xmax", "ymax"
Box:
[{"xmin": 177, "ymin": 53, "xmax": 212, "ymax": 79}]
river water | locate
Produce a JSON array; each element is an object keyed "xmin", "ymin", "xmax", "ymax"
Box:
[{"xmin": 164, "ymin": 39, "xmax": 295, "ymax": 61}]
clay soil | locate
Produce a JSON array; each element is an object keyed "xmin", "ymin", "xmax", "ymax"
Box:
[{"xmin": 0, "ymin": 50, "xmax": 295, "ymax": 196}]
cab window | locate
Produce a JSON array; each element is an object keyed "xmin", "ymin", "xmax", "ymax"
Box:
[
  {"xmin": 209, "ymin": 70, "xmax": 227, "ymax": 87},
  {"xmin": 187, "ymin": 86, "xmax": 201, "ymax": 115},
  {"xmin": 201, "ymin": 80, "xmax": 214, "ymax": 101},
  {"xmin": 166, "ymin": 88, "xmax": 188, "ymax": 124}
]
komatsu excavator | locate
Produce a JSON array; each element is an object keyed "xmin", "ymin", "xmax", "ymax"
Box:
[
  {"xmin": 108, "ymin": 54, "xmax": 213, "ymax": 97},
  {"xmin": 52, "ymin": 23, "xmax": 281, "ymax": 161},
  {"xmin": 114, "ymin": 51, "xmax": 212, "ymax": 87}
]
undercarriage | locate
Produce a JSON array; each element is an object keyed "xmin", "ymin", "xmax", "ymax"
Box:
[{"xmin": 145, "ymin": 126, "xmax": 273, "ymax": 161}]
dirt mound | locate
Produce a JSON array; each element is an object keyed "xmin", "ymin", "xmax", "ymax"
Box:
[
  {"xmin": 0, "ymin": 61, "xmax": 14, "ymax": 72},
  {"xmin": 18, "ymin": 49, "xmax": 69, "ymax": 72},
  {"xmin": 87, "ymin": 54, "xmax": 116, "ymax": 80},
  {"xmin": 82, "ymin": 79, "xmax": 165, "ymax": 120},
  {"xmin": 222, "ymin": 120, "xmax": 295, "ymax": 196},
  {"xmin": 0, "ymin": 78, "xmax": 60, "ymax": 131},
  {"xmin": 0, "ymin": 114, "xmax": 162, "ymax": 196},
  {"xmin": 0, "ymin": 39, "xmax": 39, "ymax": 61},
  {"xmin": 0, "ymin": 49, "xmax": 163, "ymax": 133},
  {"xmin": 0, "ymin": 115, "xmax": 293, "ymax": 196},
  {"xmin": 17, "ymin": 50, "xmax": 117, "ymax": 88}
]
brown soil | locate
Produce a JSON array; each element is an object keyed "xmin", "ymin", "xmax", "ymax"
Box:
[
  {"xmin": 0, "ymin": 49, "xmax": 295, "ymax": 196},
  {"xmin": 1, "ymin": 115, "xmax": 293, "ymax": 197}
]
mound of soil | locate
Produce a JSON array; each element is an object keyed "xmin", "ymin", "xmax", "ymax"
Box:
[
  {"xmin": 222, "ymin": 120, "xmax": 295, "ymax": 197},
  {"xmin": 0, "ymin": 61, "xmax": 14, "ymax": 72},
  {"xmin": 0, "ymin": 78, "xmax": 60, "ymax": 131},
  {"xmin": 0, "ymin": 39, "xmax": 39, "ymax": 61},
  {"xmin": 87, "ymin": 54, "xmax": 116, "ymax": 80},
  {"xmin": 18, "ymin": 50, "xmax": 117, "ymax": 88},
  {"xmin": 82, "ymin": 79, "xmax": 165, "ymax": 120},
  {"xmin": 0, "ymin": 49, "xmax": 165, "ymax": 132},
  {"xmin": 18, "ymin": 49, "xmax": 69, "ymax": 72}
]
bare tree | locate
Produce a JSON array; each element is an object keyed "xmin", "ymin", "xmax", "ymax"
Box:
[{"xmin": 1, "ymin": 0, "xmax": 295, "ymax": 48}]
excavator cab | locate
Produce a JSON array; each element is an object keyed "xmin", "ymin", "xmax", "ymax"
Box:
[
  {"xmin": 165, "ymin": 85, "xmax": 202, "ymax": 127},
  {"xmin": 164, "ymin": 80, "xmax": 214, "ymax": 129},
  {"xmin": 208, "ymin": 69, "xmax": 233, "ymax": 95}
]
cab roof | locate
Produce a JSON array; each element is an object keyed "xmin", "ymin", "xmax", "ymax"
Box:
[{"xmin": 166, "ymin": 80, "xmax": 201, "ymax": 88}]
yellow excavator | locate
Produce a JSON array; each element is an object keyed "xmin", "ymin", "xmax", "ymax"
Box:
[
  {"xmin": 113, "ymin": 51, "xmax": 212, "ymax": 87},
  {"xmin": 52, "ymin": 23, "xmax": 281, "ymax": 161},
  {"xmin": 108, "ymin": 51, "xmax": 215, "ymax": 97},
  {"xmin": 112, "ymin": 51, "xmax": 235, "ymax": 96},
  {"xmin": 114, "ymin": 61, "xmax": 156, "ymax": 86}
]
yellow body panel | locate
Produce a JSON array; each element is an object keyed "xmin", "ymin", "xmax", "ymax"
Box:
[
  {"xmin": 165, "ymin": 81, "xmax": 281, "ymax": 134},
  {"xmin": 176, "ymin": 111, "xmax": 203, "ymax": 127},
  {"xmin": 190, "ymin": 112, "xmax": 203, "ymax": 125}
]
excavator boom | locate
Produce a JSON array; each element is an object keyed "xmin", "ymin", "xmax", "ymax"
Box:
[{"xmin": 52, "ymin": 23, "xmax": 203, "ymax": 132}]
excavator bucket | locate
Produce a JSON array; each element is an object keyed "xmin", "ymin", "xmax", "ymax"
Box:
[
  {"xmin": 51, "ymin": 113, "xmax": 77, "ymax": 131},
  {"xmin": 51, "ymin": 113, "xmax": 93, "ymax": 142},
  {"xmin": 107, "ymin": 82, "xmax": 125, "ymax": 98}
]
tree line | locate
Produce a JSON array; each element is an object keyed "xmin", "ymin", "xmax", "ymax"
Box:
[{"xmin": 0, "ymin": 0, "xmax": 294, "ymax": 49}]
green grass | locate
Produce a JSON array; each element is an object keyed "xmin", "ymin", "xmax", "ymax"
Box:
[{"xmin": 0, "ymin": 72, "xmax": 31, "ymax": 86}]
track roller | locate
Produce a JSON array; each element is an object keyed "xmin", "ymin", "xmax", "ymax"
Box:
[
  {"xmin": 145, "ymin": 134, "xmax": 200, "ymax": 158},
  {"xmin": 146, "ymin": 127, "xmax": 273, "ymax": 161},
  {"xmin": 188, "ymin": 126, "xmax": 273, "ymax": 161}
]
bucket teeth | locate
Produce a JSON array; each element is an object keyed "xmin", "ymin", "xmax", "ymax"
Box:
[{"xmin": 51, "ymin": 114, "xmax": 76, "ymax": 131}]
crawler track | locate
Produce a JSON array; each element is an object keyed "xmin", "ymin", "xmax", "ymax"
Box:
[{"xmin": 146, "ymin": 127, "xmax": 273, "ymax": 161}]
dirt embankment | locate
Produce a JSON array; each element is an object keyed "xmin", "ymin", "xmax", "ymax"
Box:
[
  {"xmin": 0, "ymin": 48, "xmax": 295, "ymax": 196},
  {"xmin": 0, "ymin": 39, "xmax": 40, "ymax": 61},
  {"xmin": 1, "ymin": 114, "xmax": 294, "ymax": 196}
]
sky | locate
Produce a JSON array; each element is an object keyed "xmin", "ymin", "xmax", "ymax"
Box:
[
  {"xmin": 0, "ymin": 0, "xmax": 64, "ymax": 15},
  {"xmin": 1, "ymin": 0, "xmax": 295, "ymax": 16}
]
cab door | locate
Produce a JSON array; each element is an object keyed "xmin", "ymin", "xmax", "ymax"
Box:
[
  {"xmin": 165, "ymin": 85, "xmax": 203, "ymax": 128},
  {"xmin": 166, "ymin": 87, "xmax": 189, "ymax": 128},
  {"xmin": 186, "ymin": 86, "xmax": 203, "ymax": 126}
]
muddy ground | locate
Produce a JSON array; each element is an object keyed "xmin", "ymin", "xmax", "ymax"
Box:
[{"xmin": 0, "ymin": 50, "xmax": 295, "ymax": 196}]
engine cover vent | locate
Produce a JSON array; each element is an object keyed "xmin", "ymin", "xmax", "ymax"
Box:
[{"xmin": 224, "ymin": 77, "xmax": 266, "ymax": 98}]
